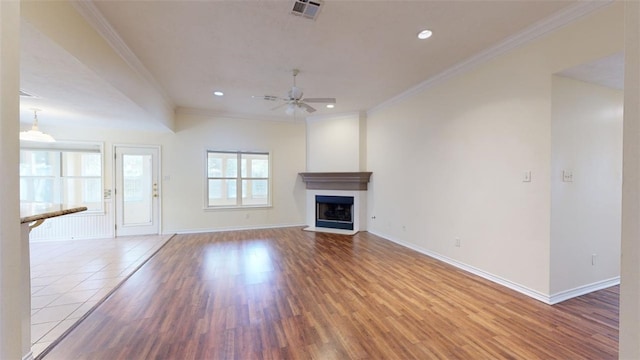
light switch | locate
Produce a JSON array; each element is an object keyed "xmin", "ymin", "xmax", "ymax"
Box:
[
  {"xmin": 563, "ymin": 170, "xmax": 573, "ymax": 182},
  {"xmin": 523, "ymin": 171, "xmax": 531, "ymax": 182}
]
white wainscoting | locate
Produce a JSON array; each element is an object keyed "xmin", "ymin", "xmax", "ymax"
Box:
[{"xmin": 29, "ymin": 202, "xmax": 114, "ymax": 242}]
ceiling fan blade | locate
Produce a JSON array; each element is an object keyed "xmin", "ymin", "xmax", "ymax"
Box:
[
  {"xmin": 300, "ymin": 103, "xmax": 317, "ymax": 113},
  {"xmin": 302, "ymin": 97, "xmax": 336, "ymax": 104},
  {"xmin": 252, "ymin": 95, "xmax": 282, "ymax": 101},
  {"xmin": 270, "ymin": 102, "xmax": 289, "ymax": 111}
]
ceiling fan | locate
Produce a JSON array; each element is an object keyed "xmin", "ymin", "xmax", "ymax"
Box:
[{"xmin": 259, "ymin": 69, "xmax": 336, "ymax": 115}]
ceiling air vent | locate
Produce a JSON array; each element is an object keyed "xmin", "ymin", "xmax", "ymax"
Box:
[
  {"xmin": 263, "ymin": 95, "xmax": 279, "ymax": 101},
  {"xmin": 291, "ymin": 0, "xmax": 323, "ymax": 20}
]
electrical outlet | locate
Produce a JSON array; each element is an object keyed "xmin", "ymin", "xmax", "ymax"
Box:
[
  {"xmin": 563, "ymin": 170, "xmax": 573, "ymax": 182},
  {"xmin": 592, "ymin": 254, "xmax": 597, "ymax": 266},
  {"xmin": 455, "ymin": 238, "xmax": 461, "ymax": 247},
  {"xmin": 523, "ymin": 171, "xmax": 531, "ymax": 183}
]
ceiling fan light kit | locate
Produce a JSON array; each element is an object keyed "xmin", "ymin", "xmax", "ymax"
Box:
[
  {"xmin": 261, "ymin": 69, "xmax": 336, "ymax": 116},
  {"xmin": 285, "ymin": 103, "xmax": 297, "ymax": 116}
]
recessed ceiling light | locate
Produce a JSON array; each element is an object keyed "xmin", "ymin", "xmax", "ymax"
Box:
[
  {"xmin": 326, "ymin": 104, "xmax": 335, "ymax": 109},
  {"xmin": 417, "ymin": 29, "xmax": 433, "ymax": 40},
  {"xmin": 213, "ymin": 91, "xmax": 224, "ymax": 96}
]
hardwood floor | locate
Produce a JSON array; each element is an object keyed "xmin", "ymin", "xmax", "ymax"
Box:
[{"xmin": 41, "ymin": 228, "xmax": 618, "ymax": 359}]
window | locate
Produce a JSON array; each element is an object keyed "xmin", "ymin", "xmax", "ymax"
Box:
[
  {"xmin": 20, "ymin": 143, "xmax": 103, "ymax": 212},
  {"xmin": 206, "ymin": 151, "xmax": 270, "ymax": 207}
]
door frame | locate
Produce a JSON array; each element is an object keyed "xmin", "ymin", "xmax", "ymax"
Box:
[{"xmin": 112, "ymin": 144, "xmax": 162, "ymax": 237}]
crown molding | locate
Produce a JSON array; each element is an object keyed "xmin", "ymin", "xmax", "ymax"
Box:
[
  {"xmin": 306, "ymin": 111, "xmax": 363, "ymax": 123},
  {"xmin": 175, "ymin": 106, "xmax": 298, "ymax": 123},
  {"xmin": 368, "ymin": 0, "xmax": 614, "ymax": 116},
  {"xmin": 178, "ymin": 107, "xmax": 362, "ymax": 124},
  {"xmin": 71, "ymin": 0, "xmax": 174, "ymax": 114}
]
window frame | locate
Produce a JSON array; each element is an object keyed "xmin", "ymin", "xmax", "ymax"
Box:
[
  {"xmin": 20, "ymin": 141, "xmax": 105, "ymax": 214},
  {"xmin": 205, "ymin": 150, "xmax": 272, "ymax": 209}
]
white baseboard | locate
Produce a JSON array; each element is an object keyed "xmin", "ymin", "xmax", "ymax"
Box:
[
  {"xmin": 23, "ymin": 351, "xmax": 34, "ymax": 360},
  {"xmin": 29, "ymin": 234, "xmax": 113, "ymax": 243},
  {"xmin": 368, "ymin": 230, "xmax": 619, "ymax": 305},
  {"xmin": 170, "ymin": 226, "xmax": 619, "ymax": 305},
  {"xmin": 369, "ymin": 231, "xmax": 551, "ymax": 303},
  {"xmin": 172, "ymin": 223, "xmax": 305, "ymax": 235},
  {"xmin": 549, "ymin": 277, "xmax": 620, "ymax": 304}
]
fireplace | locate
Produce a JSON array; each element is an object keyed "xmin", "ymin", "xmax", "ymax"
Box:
[
  {"xmin": 299, "ymin": 172, "xmax": 372, "ymax": 235},
  {"xmin": 316, "ymin": 196, "xmax": 354, "ymax": 230}
]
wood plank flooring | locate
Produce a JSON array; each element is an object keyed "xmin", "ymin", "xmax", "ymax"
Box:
[{"xmin": 41, "ymin": 228, "xmax": 618, "ymax": 359}]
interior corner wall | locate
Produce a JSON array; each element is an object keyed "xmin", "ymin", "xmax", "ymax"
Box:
[
  {"xmin": 306, "ymin": 113, "xmax": 363, "ymax": 172},
  {"xmin": 32, "ymin": 113, "xmax": 307, "ymax": 237},
  {"xmin": 550, "ymin": 76, "xmax": 622, "ymax": 296},
  {"xmin": 359, "ymin": 112, "xmax": 367, "ymax": 172},
  {"xmin": 365, "ymin": 3, "xmax": 623, "ymax": 297}
]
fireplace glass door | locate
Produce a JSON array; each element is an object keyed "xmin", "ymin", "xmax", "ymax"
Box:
[{"xmin": 315, "ymin": 195, "xmax": 354, "ymax": 230}]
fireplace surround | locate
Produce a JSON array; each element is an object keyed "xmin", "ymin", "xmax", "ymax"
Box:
[{"xmin": 299, "ymin": 172, "xmax": 371, "ymax": 235}]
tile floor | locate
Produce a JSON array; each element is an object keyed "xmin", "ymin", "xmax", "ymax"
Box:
[{"xmin": 29, "ymin": 234, "xmax": 173, "ymax": 357}]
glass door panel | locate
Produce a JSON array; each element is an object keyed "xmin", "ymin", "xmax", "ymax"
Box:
[{"xmin": 115, "ymin": 146, "xmax": 159, "ymax": 236}]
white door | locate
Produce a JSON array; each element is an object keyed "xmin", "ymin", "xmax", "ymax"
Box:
[{"xmin": 114, "ymin": 146, "xmax": 160, "ymax": 236}]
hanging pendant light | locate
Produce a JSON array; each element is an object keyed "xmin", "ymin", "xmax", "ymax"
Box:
[{"xmin": 19, "ymin": 109, "xmax": 55, "ymax": 142}]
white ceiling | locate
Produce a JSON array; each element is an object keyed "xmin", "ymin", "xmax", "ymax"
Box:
[
  {"xmin": 557, "ymin": 52, "xmax": 624, "ymax": 90},
  {"xmin": 20, "ymin": 0, "xmax": 609, "ymax": 131},
  {"xmin": 20, "ymin": 20, "xmax": 166, "ymax": 131}
]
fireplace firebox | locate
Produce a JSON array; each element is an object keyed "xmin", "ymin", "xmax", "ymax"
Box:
[{"xmin": 315, "ymin": 195, "xmax": 354, "ymax": 230}]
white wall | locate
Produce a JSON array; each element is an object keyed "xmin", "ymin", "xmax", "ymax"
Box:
[
  {"xmin": 0, "ymin": 1, "xmax": 26, "ymax": 358},
  {"xmin": 163, "ymin": 112, "xmax": 306, "ymax": 233},
  {"xmin": 620, "ymin": 1, "xmax": 640, "ymax": 357},
  {"xmin": 366, "ymin": 3, "xmax": 623, "ymax": 298},
  {"xmin": 550, "ymin": 76, "xmax": 622, "ymax": 297},
  {"xmin": 32, "ymin": 112, "xmax": 307, "ymax": 238},
  {"xmin": 306, "ymin": 112, "xmax": 364, "ymax": 171}
]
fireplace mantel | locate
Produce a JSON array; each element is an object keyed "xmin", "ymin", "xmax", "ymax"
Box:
[{"xmin": 298, "ymin": 172, "xmax": 372, "ymax": 191}]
